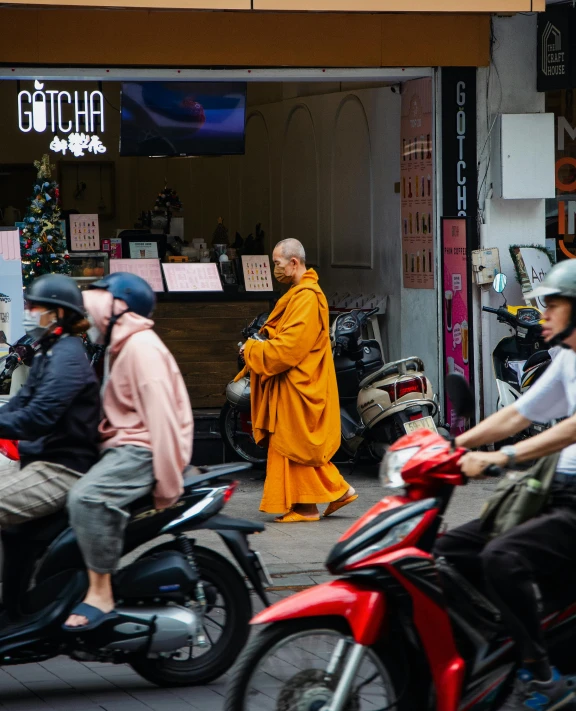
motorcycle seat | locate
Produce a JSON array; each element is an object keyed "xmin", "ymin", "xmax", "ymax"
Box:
[
  {"xmin": 522, "ymin": 350, "xmax": 551, "ymax": 372},
  {"xmin": 359, "ymin": 356, "xmax": 425, "ymax": 389}
]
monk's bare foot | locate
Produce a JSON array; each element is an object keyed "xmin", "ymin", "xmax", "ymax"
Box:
[
  {"xmin": 293, "ymin": 504, "xmax": 320, "ymax": 516},
  {"xmin": 335, "ymin": 487, "xmax": 356, "ymax": 502}
]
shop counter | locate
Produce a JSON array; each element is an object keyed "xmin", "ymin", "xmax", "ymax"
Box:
[{"xmin": 154, "ymin": 289, "xmax": 278, "ymax": 408}]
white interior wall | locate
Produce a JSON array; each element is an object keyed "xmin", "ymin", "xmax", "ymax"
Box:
[
  {"xmin": 0, "ymin": 79, "xmax": 441, "ymax": 382},
  {"xmin": 476, "ymin": 13, "xmax": 546, "ymax": 415}
]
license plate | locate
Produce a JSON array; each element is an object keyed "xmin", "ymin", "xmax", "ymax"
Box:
[
  {"xmin": 253, "ymin": 550, "xmax": 274, "ymax": 587},
  {"xmin": 404, "ymin": 416, "xmax": 438, "ymax": 434}
]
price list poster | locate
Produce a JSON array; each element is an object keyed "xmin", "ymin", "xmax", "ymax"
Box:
[{"xmin": 400, "ymin": 78, "xmax": 434, "ymax": 289}]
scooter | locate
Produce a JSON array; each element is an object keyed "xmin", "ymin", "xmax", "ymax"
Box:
[
  {"xmin": 483, "ymin": 273, "xmax": 551, "ymax": 438},
  {"xmin": 222, "ymin": 310, "xmax": 441, "ymax": 464},
  {"xmin": 0, "ymin": 456, "xmax": 271, "ymax": 687},
  {"xmin": 225, "ymin": 376, "xmax": 576, "ymax": 711},
  {"xmin": 335, "ymin": 308, "xmax": 442, "ymax": 459},
  {"xmin": 0, "ymin": 332, "xmax": 38, "ymax": 396}
]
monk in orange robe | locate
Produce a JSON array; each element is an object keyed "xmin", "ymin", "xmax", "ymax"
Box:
[{"xmin": 237, "ymin": 239, "xmax": 357, "ymax": 523}]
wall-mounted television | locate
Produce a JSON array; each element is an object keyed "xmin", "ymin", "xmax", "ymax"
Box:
[{"xmin": 120, "ymin": 82, "xmax": 246, "ymax": 158}]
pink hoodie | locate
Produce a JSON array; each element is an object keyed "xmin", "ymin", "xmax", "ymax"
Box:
[{"xmin": 83, "ymin": 290, "xmax": 193, "ymax": 509}]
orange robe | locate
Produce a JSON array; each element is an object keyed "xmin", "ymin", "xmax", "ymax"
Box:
[{"xmin": 236, "ymin": 269, "xmax": 349, "ymax": 513}]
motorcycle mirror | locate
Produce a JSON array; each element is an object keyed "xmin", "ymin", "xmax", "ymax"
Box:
[
  {"xmin": 492, "ymin": 273, "xmax": 507, "ymax": 294},
  {"xmin": 446, "ymin": 374, "xmax": 475, "ymax": 419},
  {"xmin": 0, "ymin": 332, "xmax": 6, "ymax": 345}
]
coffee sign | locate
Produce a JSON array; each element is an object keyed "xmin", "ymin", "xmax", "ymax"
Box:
[{"xmin": 17, "ymin": 80, "xmax": 107, "ymax": 157}]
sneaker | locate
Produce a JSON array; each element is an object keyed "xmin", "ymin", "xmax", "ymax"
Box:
[{"xmin": 498, "ymin": 668, "xmax": 576, "ymax": 710}]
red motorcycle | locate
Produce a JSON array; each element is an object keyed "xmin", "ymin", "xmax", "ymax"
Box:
[{"xmin": 226, "ymin": 377, "xmax": 576, "ymax": 711}]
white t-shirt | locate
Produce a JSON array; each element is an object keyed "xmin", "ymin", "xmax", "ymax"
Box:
[{"xmin": 515, "ymin": 348, "xmax": 576, "ymax": 474}]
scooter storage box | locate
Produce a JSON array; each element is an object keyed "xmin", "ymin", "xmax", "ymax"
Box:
[
  {"xmin": 334, "ymin": 341, "xmax": 383, "ymax": 402},
  {"xmin": 114, "ymin": 550, "xmax": 197, "ymax": 601}
]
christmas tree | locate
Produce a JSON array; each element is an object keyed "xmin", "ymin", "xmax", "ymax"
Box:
[
  {"xmin": 20, "ymin": 155, "xmax": 70, "ymax": 287},
  {"xmin": 153, "ymin": 185, "xmax": 182, "ymax": 215}
]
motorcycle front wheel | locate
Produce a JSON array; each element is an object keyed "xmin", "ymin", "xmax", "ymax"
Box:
[
  {"xmin": 226, "ymin": 617, "xmax": 412, "ymax": 711},
  {"xmin": 220, "ymin": 402, "xmax": 268, "ymax": 465},
  {"xmin": 129, "ymin": 546, "xmax": 252, "ymax": 687}
]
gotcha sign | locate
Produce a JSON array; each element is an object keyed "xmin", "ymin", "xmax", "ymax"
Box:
[{"xmin": 17, "ymin": 81, "xmax": 107, "ymax": 157}]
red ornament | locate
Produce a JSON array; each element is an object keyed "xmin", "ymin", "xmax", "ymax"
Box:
[
  {"xmin": 25, "ymin": 240, "xmax": 32, "ymax": 249},
  {"xmin": 35, "ymin": 261, "xmax": 42, "ymax": 268},
  {"xmin": 37, "ymin": 247, "xmax": 43, "ymax": 254},
  {"xmin": 64, "ymin": 254, "xmax": 70, "ymax": 260}
]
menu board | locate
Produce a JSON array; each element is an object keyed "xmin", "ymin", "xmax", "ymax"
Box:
[
  {"xmin": 241, "ymin": 255, "xmax": 273, "ymax": 291},
  {"xmin": 70, "ymin": 214, "xmax": 100, "ymax": 252},
  {"xmin": 401, "ymin": 78, "xmax": 434, "ymax": 289},
  {"xmin": 162, "ymin": 263, "xmax": 223, "ymax": 292},
  {"xmin": 109, "ymin": 259, "xmax": 164, "ymax": 292}
]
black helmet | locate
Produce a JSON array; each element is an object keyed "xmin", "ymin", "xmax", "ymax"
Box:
[
  {"xmin": 88, "ymin": 272, "xmax": 156, "ymax": 318},
  {"xmin": 26, "ymin": 274, "xmax": 85, "ymax": 318}
]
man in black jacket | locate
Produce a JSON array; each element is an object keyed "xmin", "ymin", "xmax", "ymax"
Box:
[{"xmin": 0, "ymin": 274, "xmax": 100, "ymax": 524}]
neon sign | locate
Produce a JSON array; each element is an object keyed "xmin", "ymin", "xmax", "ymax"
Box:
[{"xmin": 17, "ymin": 80, "xmax": 107, "ymax": 157}]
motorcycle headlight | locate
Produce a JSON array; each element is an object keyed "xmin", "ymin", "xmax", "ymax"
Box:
[
  {"xmin": 345, "ymin": 513, "xmax": 426, "ymax": 567},
  {"xmin": 379, "ymin": 446, "xmax": 420, "ymax": 488}
]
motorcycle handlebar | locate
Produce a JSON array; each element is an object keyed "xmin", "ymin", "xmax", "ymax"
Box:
[
  {"xmin": 482, "ymin": 306, "xmax": 500, "ymax": 315},
  {"xmin": 484, "ymin": 464, "xmax": 502, "ymax": 477}
]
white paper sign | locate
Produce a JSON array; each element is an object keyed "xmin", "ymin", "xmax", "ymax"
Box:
[
  {"xmin": 241, "ymin": 255, "xmax": 273, "ymax": 291},
  {"xmin": 162, "ymin": 263, "xmax": 223, "ymax": 292},
  {"xmin": 109, "ymin": 259, "xmax": 164, "ymax": 292},
  {"xmin": 0, "ymin": 228, "xmax": 24, "ymax": 349},
  {"xmin": 70, "ymin": 214, "xmax": 100, "ymax": 251},
  {"xmin": 129, "ymin": 241, "xmax": 159, "ymax": 259},
  {"xmin": 519, "ymin": 248, "xmax": 553, "ymax": 310}
]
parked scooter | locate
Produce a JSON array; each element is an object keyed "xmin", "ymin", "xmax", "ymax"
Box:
[
  {"xmin": 0, "ymin": 333, "xmax": 38, "ymax": 395},
  {"xmin": 0, "ymin": 454, "xmax": 271, "ymax": 687},
  {"xmin": 482, "ymin": 272, "xmax": 551, "ymax": 438},
  {"xmin": 225, "ymin": 375, "xmax": 576, "ymax": 711},
  {"xmin": 222, "ymin": 310, "xmax": 442, "ymax": 464},
  {"xmin": 337, "ymin": 309, "xmax": 442, "ymax": 458}
]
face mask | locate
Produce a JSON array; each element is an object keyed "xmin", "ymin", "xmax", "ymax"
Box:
[
  {"xmin": 274, "ymin": 265, "xmax": 293, "ymax": 284},
  {"xmin": 86, "ymin": 314, "xmax": 105, "ymax": 345},
  {"xmin": 22, "ymin": 309, "xmax": 55, "ymax": 340}
]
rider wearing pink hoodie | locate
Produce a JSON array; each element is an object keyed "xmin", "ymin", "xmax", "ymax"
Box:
[{"xmin": 64, "ymin": 273, "xmax": 193, "ymax": 630}]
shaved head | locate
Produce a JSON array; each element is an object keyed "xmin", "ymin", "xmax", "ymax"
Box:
[{"xmin": 274, "ymin": 239, "xmax": 306, "ymax": 265}]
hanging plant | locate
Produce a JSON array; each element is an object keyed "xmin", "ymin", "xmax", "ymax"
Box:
[{"xmin": 509, "ymin": 244, "xmax": 555, "ymax": 286}]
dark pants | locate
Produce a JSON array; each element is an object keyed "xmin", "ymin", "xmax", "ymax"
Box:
[{"xmin": 434, "ymin": 476, "xmax": 576, "ymax": 661}]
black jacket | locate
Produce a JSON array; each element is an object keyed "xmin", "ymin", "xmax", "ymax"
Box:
[{"xmin": 0, "ymin": 335, "xmax": 100, "ymax": 473}]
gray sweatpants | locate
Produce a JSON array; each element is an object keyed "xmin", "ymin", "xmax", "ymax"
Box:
[{"xmin": 67, "ymin": 445, "xmax": 155, "ymax": 574}]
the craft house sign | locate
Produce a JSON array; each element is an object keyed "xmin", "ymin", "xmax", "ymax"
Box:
[{"xmin": 17, "ymin": 81, "xmax": 107, "ymax": 158}]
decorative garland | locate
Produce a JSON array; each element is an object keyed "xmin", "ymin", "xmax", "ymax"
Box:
[{"xmin": 509, "ymin": 244, "xmax": 555, "ymax": 286}]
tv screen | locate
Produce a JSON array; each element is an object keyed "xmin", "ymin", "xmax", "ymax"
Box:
[{"xmin": 120, "ymin": 82, "xmax": 246, "ymax": 157}]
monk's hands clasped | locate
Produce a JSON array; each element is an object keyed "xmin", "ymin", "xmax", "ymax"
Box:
[{"xmin": 459, "ymin": 450, "xmax": 509, "ymax": 479}]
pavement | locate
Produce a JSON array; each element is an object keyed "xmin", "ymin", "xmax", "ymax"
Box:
[{"xmin": 0, "ymin": 464, "xmax": 496, "ymax": 710}]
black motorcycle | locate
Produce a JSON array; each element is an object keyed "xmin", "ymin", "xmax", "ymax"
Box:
[{"xmin": 0, "ymin": 462, "xmax": 271, "ymax": 686}]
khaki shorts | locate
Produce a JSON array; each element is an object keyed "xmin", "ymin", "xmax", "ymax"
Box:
[{"xmin": 0, "ymin": 460, "xmax": 82, "ymax": 526}]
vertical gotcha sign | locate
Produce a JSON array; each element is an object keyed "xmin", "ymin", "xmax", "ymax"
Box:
[{"xmin": 441, "ymin": 67, "xmax": 478, "ymax": 433}]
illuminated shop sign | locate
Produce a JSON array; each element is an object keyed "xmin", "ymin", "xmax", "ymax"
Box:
[{"xmin": 17, "ymin": 80, "xmax": 107, "ymax": 157}]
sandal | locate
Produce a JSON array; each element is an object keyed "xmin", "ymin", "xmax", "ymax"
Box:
[
  {"xmin": 323, "ymin": 494, "xmax": 359, "ymax": 517},
  {"xmin": 62, "ymin": 602, "xmax": 118, "ymax": 632},
  {"xmin": 274, "ymin": 511, "xmax": 320, "ymax": 523}
]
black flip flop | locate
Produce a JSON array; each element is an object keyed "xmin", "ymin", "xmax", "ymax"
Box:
[{"xmin": 62, "ymin": 602, "xmax": 118, "ymax": 632}]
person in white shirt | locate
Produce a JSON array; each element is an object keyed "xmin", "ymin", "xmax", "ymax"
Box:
[{"xmin": 435, "ymin": 260, "xmax": 576, "ymax": 711}]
